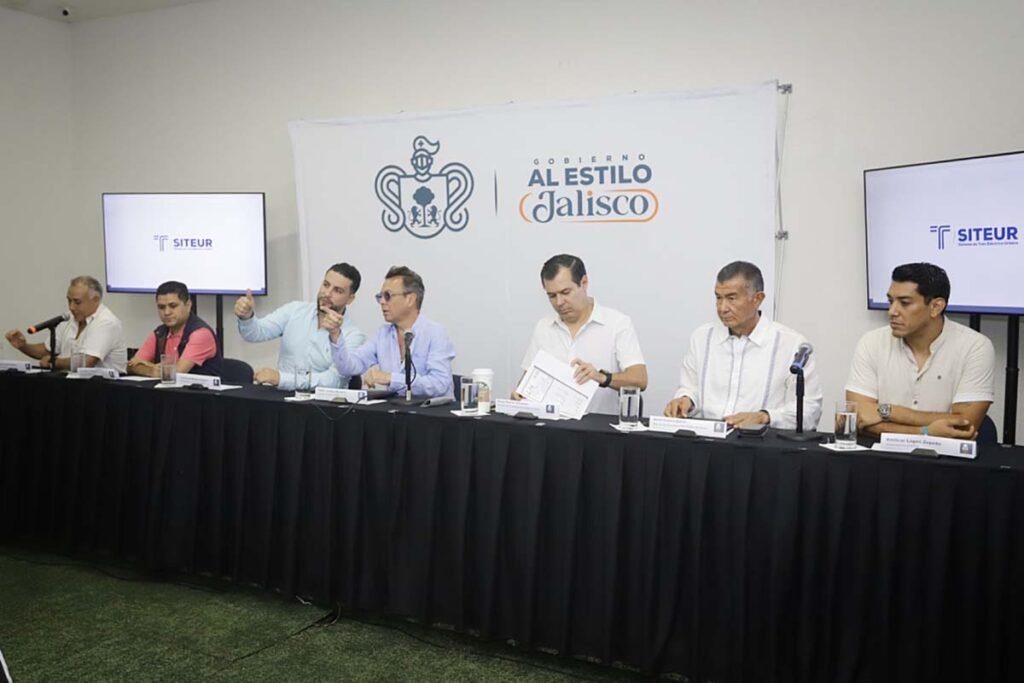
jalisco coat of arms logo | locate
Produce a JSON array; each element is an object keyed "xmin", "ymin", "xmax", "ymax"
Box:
[{"xmin": 374, "ymin": 136, "xmax": 475, "ymax": 239}]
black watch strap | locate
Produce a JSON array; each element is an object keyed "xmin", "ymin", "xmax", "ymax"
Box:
[{"xmin": 599, "ymin": 370, "xmax": 613, "ymax": 388}]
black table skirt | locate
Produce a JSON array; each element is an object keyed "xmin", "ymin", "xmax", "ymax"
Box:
[{"xmin": 2, "ymin": 373, "xmax": 1022, "ymax": 681}]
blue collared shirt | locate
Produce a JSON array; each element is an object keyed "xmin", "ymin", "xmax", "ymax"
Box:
[
  {"xmin": 330, "ymin": 315, "xmax": 455, "ymax": 399},
  {"xmin": 238, "ymin": 301, "xmax": 366, "ymax": 390}
]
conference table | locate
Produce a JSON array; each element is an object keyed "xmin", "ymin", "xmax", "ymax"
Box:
[{"xmin": 1, "ymin": 371, "xmax": 1021, "ymax": 682}]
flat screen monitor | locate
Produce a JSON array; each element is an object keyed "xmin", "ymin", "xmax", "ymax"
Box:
[
  {"xmin": 103, "ymin": 192, "xmax": 267, "ymax": 295},
  {"xmin": 864, "ymin": 151, "xmax": 1024, "ymax": 315}
]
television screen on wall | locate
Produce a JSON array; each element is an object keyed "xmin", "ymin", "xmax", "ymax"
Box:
[
  {"xmin": 102, "ymin": 192, "xmax": 267, "ymax": 295},
  {"xmin": 864, "ymin": 151, "xmax": 1023, "ymax": 314}
]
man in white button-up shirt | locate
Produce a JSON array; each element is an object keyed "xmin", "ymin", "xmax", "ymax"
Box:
[
  {"xmin": 845, "ymin": 262, "xmax": 994, "ymax": 440},
  {"xmin": 515, "ymin": 254, "xmax": 647, "ymax": 415},
  {"xmin": 664, "ymin": 261, "xmax": 822, "ymax": 430},
  {"xmin": 4, "ymin": 275, "xmax": 127, "ymax": 373}
]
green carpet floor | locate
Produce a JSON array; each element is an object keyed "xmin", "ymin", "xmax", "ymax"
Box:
[{"xmin": 0, "ymin": 549, "xmax": 648, "ymax": 681}]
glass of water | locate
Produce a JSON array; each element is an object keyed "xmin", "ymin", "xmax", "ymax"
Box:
[
  {"xmin": 159, "ymin": 354, "xmax": 177, "ymax": 384},
  {"xmin": 619, "ymin": 386, "xmax": 641, "ymax": 429},
  {"xmin": 460, "ymin": 376, "xmax": 478, "ymax": 412},
  {"xmin": 834, "ymin": 401, "xmax": 858, "ymax": 448},
  {"xmin": 70, "ymin": 351, "xmax": 86, "ymax": 375},
  {"xmin": 293, "ymin": 367, "xmax": 313, "ymax": 398}
]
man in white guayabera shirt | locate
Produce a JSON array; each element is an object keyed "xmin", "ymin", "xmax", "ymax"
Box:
[{"xmin": 664, "ymin": 260, "xmax": 822, "ymax": 430}]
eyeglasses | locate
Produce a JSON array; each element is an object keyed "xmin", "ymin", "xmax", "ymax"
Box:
[{"xmin": 375, "ymin": 290, "xmax": 411, "ymax": 304}]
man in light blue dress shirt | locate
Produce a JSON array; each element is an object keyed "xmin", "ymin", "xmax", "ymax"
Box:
[
  {"xmin": 325, "ymin": 266, "xmax": 455, "ymax": 400},
  {"xmin": 234, "ymin": 263, "xmax": 366, "ymax": 390}
]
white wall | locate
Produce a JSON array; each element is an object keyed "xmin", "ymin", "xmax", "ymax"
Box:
[
  {"xmin": 2, "ymin": 0, "xmax": 1022, "ymax": 440},
  {"xmin": 0, "ymin": 8, "xmax": 74, "ymax": 350}
]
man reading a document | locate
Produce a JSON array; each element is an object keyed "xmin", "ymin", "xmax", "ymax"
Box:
[
  {"xmin": 327, "ymin": 266, "xmax": 454, "ymax": 400},
  {"xmin": 516, "ymin": 254, "xmax": 647, "ymax": 415},
  {"xmin": 664, "ymin": 261, "xmax": 822, "ymax": 429}
]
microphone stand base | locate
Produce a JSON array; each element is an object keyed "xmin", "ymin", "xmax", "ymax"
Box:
[
  {"xmin": 388, "ymin": 397, "xmax": 420, "ymax": 407},
  {"xmin": 777, "ymin": 430, "xmax": 824, "ymax": 442}
]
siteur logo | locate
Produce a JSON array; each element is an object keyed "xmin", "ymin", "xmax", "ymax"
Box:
[
  {"xmin": 375, "ymin": 136, "xmax": 475, "ymax": 239},
  {"xmin": 153, "ymin": 234, "xmax": 214, "ymax": 251},
  {"xmin": 519, "ymin": 154, "xmax": 660, "ymax": 224},
  {"xmin": 929, "ymin": 223, "xmax": 1018, "ymax": 250},
  {"xmin": 929, "ymin": 224, "xmax": 951, "ymax": 249}
]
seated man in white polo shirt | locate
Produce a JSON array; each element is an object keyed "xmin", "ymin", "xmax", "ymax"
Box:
[
  {"xmin": 845, "ymin": 262, "xmax": 995, "ymax": 440},
  {"xmin": 515, "ymin": 254, "xmax": 647, "ymax": 415},
  {"xmin": 664, "ymin": 261, "xmax": 823, "ymax": 429},
  {"xmin": 4, "ymin": 275, "xmax": 127, "ymax": 373}
]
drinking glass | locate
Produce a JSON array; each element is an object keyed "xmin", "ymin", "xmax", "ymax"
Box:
[
  {"xmin": 460, "ymin": 376, "xmax": 478, "ymax": 412},
  {"xmin": 619, "ymin": 387, "xmax": 641, "ymax": 429},
  {"xmin": 70, "ymin": 352, "xmax": 86, "ymax": 375},
  {"xmin": 159, "ymin": 354, "xmax": 177, "ymax": 384},
  {"xmin": 834, "ymin": 401, "xmax": 858, "ymax": 448},
  {"xmin": 293, "ymin": 367, "xmax": 313, "ymax": 398}
]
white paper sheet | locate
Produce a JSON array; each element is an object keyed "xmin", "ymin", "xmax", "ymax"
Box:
[{"xmin": 514, "ymin": 349, "xmax": 597, "ymax": 420}]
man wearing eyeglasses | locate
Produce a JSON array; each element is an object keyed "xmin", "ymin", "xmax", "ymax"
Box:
[
  {"xmin": 515, "ymin": 254, "xmax": 648, "ymax": 415},
  {"xmin": 326, "ymin": 265, "xmax": 455, "ymax": 399},
  {"xmin": 234, "ymin": 263, "xmax": 366, "ymax": 390}
]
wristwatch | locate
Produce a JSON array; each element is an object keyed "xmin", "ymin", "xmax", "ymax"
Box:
[
  {"xmin": 878, "ymin": 403, "xmax": 892, "ymax": 422},
  {"xmin": 598, "ymin": 370, "xmax": 613, "ymax": 388}
]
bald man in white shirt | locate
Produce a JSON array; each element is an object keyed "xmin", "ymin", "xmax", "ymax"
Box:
[
  {"xmin": 845, "ymin": 262, "xmax": 994, "ymax": 440},
  {"xmin": 516, "ymin": 254, "xmax": 647, "ymax": 415},
  {"xmin": 4, "ymin": 275, "xmax": 127, "ymax": 373},
  {"xmin": 665, "ymin": 261, "xmax": 822, "ymax": 430}
]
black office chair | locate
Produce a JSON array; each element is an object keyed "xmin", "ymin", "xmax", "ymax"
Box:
[
  {"xmin": 221, "ymin": 358, "xmax": 254, "ymax": 384},
  {"xmin": 978, "ymin": 414, "xmax": 999, "ymax": 444}
]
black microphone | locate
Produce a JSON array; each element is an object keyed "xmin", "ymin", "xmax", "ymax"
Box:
[
  {"xmin": 28, "ymin": 312, "xmax": 70, "ymax": 334},
  {"xmin": 789, "ymin": 342, "xmax": 813, "ymax": 374},
  {"xmin": 404, "ymin": 331, "xmax": 414, "ymax": 401}
]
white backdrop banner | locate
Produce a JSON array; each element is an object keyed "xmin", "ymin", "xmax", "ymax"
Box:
[{"xmin": 290, "ymin": 82, "xmax": 778, "ymax": 411}]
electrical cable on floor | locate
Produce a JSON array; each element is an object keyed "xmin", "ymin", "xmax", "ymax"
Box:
[
  {"xmin": 2, "ymin": 551, "xmax": 646, "ymax": 680},
  {"xmin": 222, "ymin": 610, "xmax": 336, "ymax": 666},
  {"xmin": 0, "ymin": 550, "xmax": 250, "ymax": 596},
  {"xmin": 1, "ymin": 551, "xmax": 177, "ymax": 585},
  {"xmin": 326, "ymin": 607, "xmax": 637, "ymax": 682}
]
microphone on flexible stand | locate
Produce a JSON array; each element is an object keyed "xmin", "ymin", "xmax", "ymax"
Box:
[
  {"xmin": 389, "ymin": 328, "xmax": 418, "ymax": 406},
  {"xmin": 27, "ymin": 312, "xmax": 70, "ymax": 373},
  {"xmin": 789, "ymin": 342, "xmax": 812, "ymax": 374},
  {"xmin": 778, "ymin": 343, "xmax": 821, "ymax": 442},
  {"xmin": 404, "ymin": 330, "xmax": 414, "ymax": 402},
  {"xmin": 27, "ymin": 312, "xmax": 70, "ymax": 334}
]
